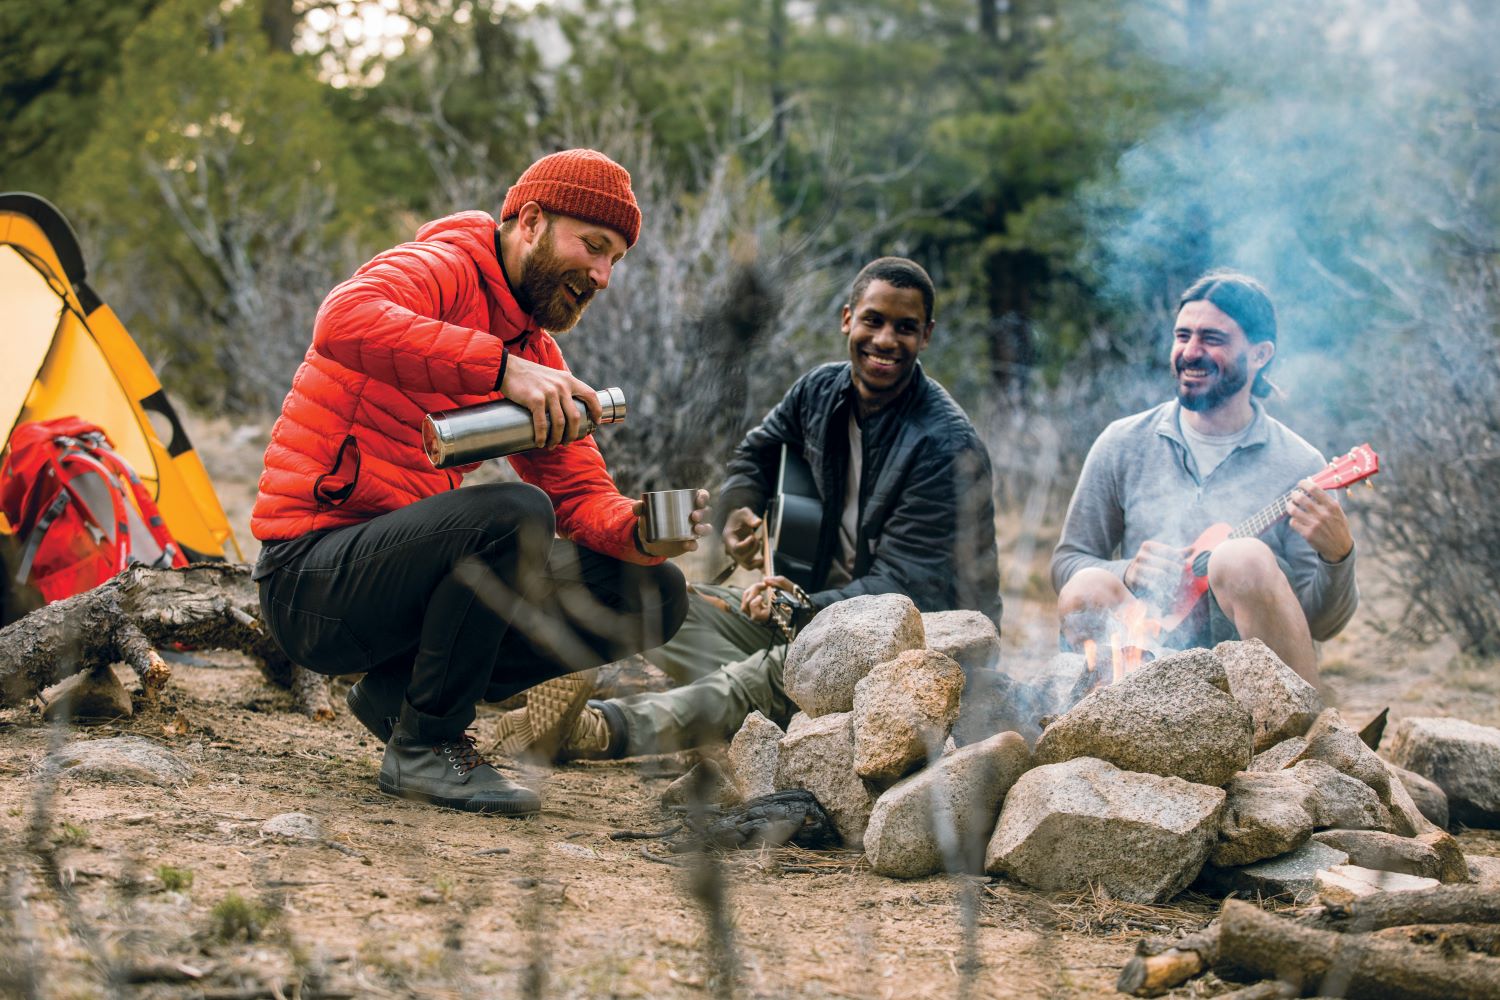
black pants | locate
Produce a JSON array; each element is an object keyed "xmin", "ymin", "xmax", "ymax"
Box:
[{"xmin": 257, "ymin": 483, "xmax": 688, "ymax": 741}]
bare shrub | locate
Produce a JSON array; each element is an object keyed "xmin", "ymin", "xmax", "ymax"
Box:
[
  {"xmin": 537, "ymin": 110, "xmax": 849, "ymax": 497},
  {"xmin": 131, "ymin": 163, "xmax": 365, "ymax": 415},
  {"xmin": 1353, "ymin": 258, "xmax": 1500, "ymax": 654}
]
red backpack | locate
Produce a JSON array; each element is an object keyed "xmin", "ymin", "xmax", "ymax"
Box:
[{"xmin": 1, "ymin": 416, "xmax": 187, "ymax": 604}]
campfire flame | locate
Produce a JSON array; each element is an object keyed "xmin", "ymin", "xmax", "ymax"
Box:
[{"xmin": 1092, "ymin": 599, "xmax": 1162, "ymax": 687}]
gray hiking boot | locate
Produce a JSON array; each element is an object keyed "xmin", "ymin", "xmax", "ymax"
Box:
[
  {"xmin": 378, "ymin": 731, "xmax": 540, "ymax": 815},
  {"xmin": 346, "ymin": 679, "xmax": 400, "ymax": 743}
]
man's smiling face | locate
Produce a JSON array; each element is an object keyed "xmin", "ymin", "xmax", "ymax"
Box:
[
  {"xmin": 517, "ymin": 213, "xmax": 627, "ymax": 332},
  {"xmin": 843, "ymin": 279, "xmax": 933, "ymax": 415},
  {"xmin": 1171, "ymin": 299, "xmax": 1269, "ymax": 413}
]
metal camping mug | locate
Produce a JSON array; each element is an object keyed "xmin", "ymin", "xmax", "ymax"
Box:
[
  {"xmin": 423, "ymin": 387, "xmax": 627, "ymax": 468},
  {"xmin": 641, "ymin": 489, "xmax": 697, "ymax": 543}
]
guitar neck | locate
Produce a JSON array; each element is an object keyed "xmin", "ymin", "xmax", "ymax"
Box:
[{"xmin": 1227, "ymin": 491, "xmax": 1294, "ymax": 541}]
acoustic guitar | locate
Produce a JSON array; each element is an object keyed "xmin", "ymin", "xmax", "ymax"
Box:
[
  {"xmin": 1158, "ymin": 443, "xmax": 1380, "ymax": 635},
  {"xmin": 764, "ymin": 444, "xmax": 821, "ymax": 592}
]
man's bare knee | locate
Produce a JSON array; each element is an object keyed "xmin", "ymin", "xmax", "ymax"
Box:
[
  {"xmin": 1207, "ymin": 538, "xmax": 1286, "ymax": 605},
  {"xmin": 1058, "ymin": 568, "xmax": 1131, "ymax": 616}
]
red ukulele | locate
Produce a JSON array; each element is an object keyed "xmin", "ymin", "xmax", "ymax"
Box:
[{"xmin": 1158, "ymin": 444, "xmax": 1381, "ymax": 634}]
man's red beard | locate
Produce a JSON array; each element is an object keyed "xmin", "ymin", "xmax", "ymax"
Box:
[{"xmin": 517, "ymin": 227, "xmax": 595, "ymax": 332}]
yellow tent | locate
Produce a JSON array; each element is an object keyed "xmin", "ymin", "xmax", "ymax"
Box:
[{"xmin": 0, "ymin": 192, "xmax": 243, "ymax": 563}]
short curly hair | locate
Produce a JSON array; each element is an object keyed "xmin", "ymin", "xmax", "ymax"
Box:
[{"xmin": 847, "ymin": 257, "xmax": 936, "ymax": 325}]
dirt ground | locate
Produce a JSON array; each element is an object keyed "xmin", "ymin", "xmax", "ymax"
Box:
[{"xmin": 2, "ymin": 416, "xmax": 1497, "ymax": 999}]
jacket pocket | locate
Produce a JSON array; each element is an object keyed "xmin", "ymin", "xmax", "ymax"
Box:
[{"xmin": 313, "ymin": 435, "xmax": 361, "ymax": 509}]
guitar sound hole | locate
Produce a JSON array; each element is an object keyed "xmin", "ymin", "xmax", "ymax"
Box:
[{"xmin": 1192, "ymin": 552, "xmax": 1211, "ymax": 577}]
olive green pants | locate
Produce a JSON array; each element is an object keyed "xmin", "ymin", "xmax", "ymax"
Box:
[{"xmin": 605, "ymin": 584, "xmax": 795, "ymax": 756}]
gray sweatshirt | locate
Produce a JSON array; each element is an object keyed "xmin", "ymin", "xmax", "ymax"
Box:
[{"xmin": 1050, "ymin": 400, "xmax": 1359, "ymax": 641}]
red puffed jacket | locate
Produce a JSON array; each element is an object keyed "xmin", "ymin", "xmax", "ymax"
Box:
[{"xmin": 251, "ymin": 211, "xmax": 654, "ymax": 564}]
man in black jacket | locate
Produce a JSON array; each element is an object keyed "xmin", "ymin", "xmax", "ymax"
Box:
[{"xmin": 496, "ymin": 256, "xmax": 1001, "ymax": 760}]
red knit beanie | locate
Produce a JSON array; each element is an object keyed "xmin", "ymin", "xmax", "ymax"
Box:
[{"xmin": 500, "ymin": 149, "xmax": 641, "ymax": 248}]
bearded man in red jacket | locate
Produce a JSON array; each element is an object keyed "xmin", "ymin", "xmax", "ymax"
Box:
[{"xmin": 250, "ymin": 150, "xmax": 707, "ymax": 816}]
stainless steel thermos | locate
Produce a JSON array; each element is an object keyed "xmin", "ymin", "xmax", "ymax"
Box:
[{"xmin": 423, "ymin": 388, "xmax": 627, "ymax": 468}]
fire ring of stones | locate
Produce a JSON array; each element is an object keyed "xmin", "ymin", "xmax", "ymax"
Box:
[{"xmin": 718, "ymin": 597, "xmax": 1492, "ymax": 904}]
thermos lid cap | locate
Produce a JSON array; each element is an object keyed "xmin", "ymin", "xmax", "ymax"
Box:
[{"xmin": 597, "ymin": 387, "xmax": 626, "ymax": 423}]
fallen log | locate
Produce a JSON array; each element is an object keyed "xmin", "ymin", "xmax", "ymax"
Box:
[
  {"xmin": 1306, "ymin": 884, "xmax": 1500, "ymax": 932},
  {"xmin": 1215, "ymin": 898, "xmax": 1500, "ymax": 999},
  {"xmin": 1368, "ymin": 923, "xmax": 1500, "ymax": 956},
  {"xmin": 1213, "ymin": 983, "xmax": 1297, "ymax": 1000},
  {"xmin": 0, "ymin": 563, "xmax": 332, "ymax": 719},
  {"xmin": 1120, "ymin": 885, "xmax": 1500, "ymax": 997},
  {"xmin": 1116, "ymin": 922, "xmax": 1220, "ymax": 996}
]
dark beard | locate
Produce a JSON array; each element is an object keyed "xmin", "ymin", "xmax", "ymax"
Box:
[
  {"xmin": 1176, "ymin": 355, "xmax": 1249, "ymax": 412},
  {"xmin": 516, "ymin": 228, "xmax": 594, "ymax": 332}
]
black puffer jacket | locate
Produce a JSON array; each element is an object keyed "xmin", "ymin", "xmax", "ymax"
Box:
[{"xmin": 715, "ymin": 362, "xmax": 1001, "ymax": 626}]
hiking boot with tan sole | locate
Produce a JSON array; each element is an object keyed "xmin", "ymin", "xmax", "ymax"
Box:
[
  {"xmin": 490, "ymin": 670, "xmax": 598, "ymax": 764},
  {"xmin": 558, "ymin": 702, "xmax": 618, "ymax": 761}
]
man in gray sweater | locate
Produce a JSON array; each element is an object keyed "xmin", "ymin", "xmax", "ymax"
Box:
[{"xmin": 1051, "ymin": 270, "xmax": 1358, "ymax": 683}]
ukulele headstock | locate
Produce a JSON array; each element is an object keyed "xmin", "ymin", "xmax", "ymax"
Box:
[{"xmin": 1310, "ymin": 443, "xmax": 1380, "ymax": 491}]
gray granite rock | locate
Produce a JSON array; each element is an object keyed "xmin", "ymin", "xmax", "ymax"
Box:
[
  {"xmin": 1315, "ymin": 865, "xmax": 1438, "ymax": 905},
  {"xmin": 1415, "ymin": 828, "xmax": 1475, "ymax": 883},
  {"xmin": 1214, "ymin": 639, "xmax": 1323, "ymax": 752},
  {"xmin": 1033, "ymin": 648, "xmax": 1253, "ymax": 788},
  {"xmin": 985, "ymin": 757, "xmax": 1226, "ymax": 904},
  {"xmin": 1212, "ymin": 771, "xmax": 1316, "ymax": 867},
  {"xmin": 1199, "ymin": 839, "xmax": 1350, "ymax": 903},
  {"xmin": 1387, "ymin": 762, "xmax": 1449, "ymax": 830},
  {"xmin": 1291, "ymin": 709, "xmax": 1392, "ymax": 802},
  {"xmin": 786, "ymin": 712, "xmax": 813, "ymax": 737},
  {"xmin": 662, "ymin": 759, "xmax": 740, "ymax": 809},
  {"xmin": 783, "ymin": 594, "xmax": 925, "ymax": 718},
  {"xmin": 1310, "ymin": 829, "xmax": 1454, "ymax": 881},
  {"xmin": 864, "ymin": 732, "xmax": 1031, "ymax": 879},
  {"xmin": 1384, "ymin": 716, "xmax": 1500, "ymax": 828},
  {"xmin": 922, "ymin": 610, "xmax": 1005, "ymax": 747},
  {"xmin": 1287, "ymin": 760, "xmax": 1391, "ymax": 832},
  {"xmin": 40, "ymin": 666, "xmax": 133, "ymax": 722},
  {"xmin": 1469, "ymin": 855, "xmax": 1500, "ymax": 886},
  {"xmin": 262, "ymin": 812, "xmax": 322, "ymax": 840},
  {"xmin": 852, "ymin": 650, "xmax": 965, "ymax": 785},
  {"xmin": 1374, "ymin": 761, "xmax": 1431, "ymax": 838},
  {"xmin": 728, "ymin": 712, "xmax": 783, "ymax": 801},
  {"xmin": 1250, "ymin": 737, "xmax": 1307, "ymax": 773},
  {"xmin": 48, "ymin": 736, "xmax": 191, "ymax": 787},
  {"xmin": 920, "ymin": 610, "xmax": 1001, "ymax": 674},
  {"xmin": 774, "ymin": 712, "xmax": 875, "ymax": 847}
]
